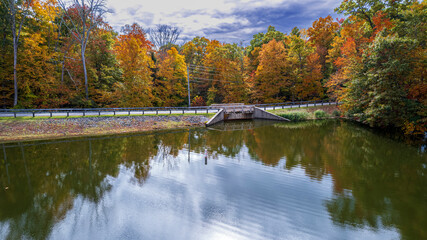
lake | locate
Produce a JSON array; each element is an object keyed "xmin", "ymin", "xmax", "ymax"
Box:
[{"xmin": 0, "ymin": 120, "xmax": 426, "ymax": 240}]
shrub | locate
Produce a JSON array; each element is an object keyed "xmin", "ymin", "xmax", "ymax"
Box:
[
  {"xmin": 314, "ymin": 110, "xmax": 328, "ymax": 119},
  {"xmin": 332, "ymin": 110, "xmax": 341, "ymax": 117},
  {"xmin": 279, "ymin": 111, "xmax": 309, "ymax": 121},
  {"xmin": 345, "ymin": 111, "xmax": 354, "ymax": 118}
]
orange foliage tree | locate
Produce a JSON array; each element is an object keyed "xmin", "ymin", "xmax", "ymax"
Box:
[
  {"xmin": 253, "ymin": 39, "xmax": 290, "ymax": 103},
  {"xmin": 307, "ymin": 15, "xmax": 339, "ymax": 80},
  {"xmin": 113, "ymin": 23, "xmax": 154, "ymax": 107}
]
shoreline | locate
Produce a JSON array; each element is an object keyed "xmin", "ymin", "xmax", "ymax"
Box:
[
  {"xmin": 0, "ymin": 115, "xmax": 210, "ymax": 143},
  {"xmin": 0, "ymin": 105, "xmax": 340, "ymax": 143}
]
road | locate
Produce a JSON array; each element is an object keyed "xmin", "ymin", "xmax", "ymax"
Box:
[{"xmin": 0, "ymin": 102, "xmax": 337, "ymax": 118}]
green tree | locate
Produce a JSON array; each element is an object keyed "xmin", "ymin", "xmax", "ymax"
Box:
[
  {"xmin": 346, "ymin": 35, "xmax": 420, "ymax": 130},
  {"xmin": 335, "ymin": 0, "xmax": 417, "ymax": 29}
]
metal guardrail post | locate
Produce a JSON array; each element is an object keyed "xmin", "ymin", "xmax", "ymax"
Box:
[
  {"xmin": 50, "ymin": 112, "xmax": 52, "ymax": 117},
  {"xmin": 32, "ymin": 111, "xmax": 35, "ymax": 117},
  {"xmin": 83, "ymin": 110, "xmax": 85, "ymax": 117},
  {"xmin": 156, "ymin": 110, "xmax": 158, "ymax": 115},
  {"xmin": 67, "ymin": 111, "xmax": 69, "ymax": 117},
  {"xmin": 14, "ymin": 112, "xmax": 16, "ymax": 118}
]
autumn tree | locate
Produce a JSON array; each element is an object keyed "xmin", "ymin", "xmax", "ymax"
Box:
[
  {"xmin": 246, "ymin": 26, "xmax": 285, "ymax": 74},
  {"xmin": 307, "ymin": 16, "xmax": 339, "ymax": 80},
  {"xmin": 287, "ymin": 34, "xmax": 323, "ymax": 100},
  {"xmin": 154, "ymin": 47, "xmax": 187, "ymax": 106},
  {"xmin": 58, "ymin": 0, "xmax": 108, "ymax": 101},
  {"xmin": 346, "ymin": 35, "xmax": 421, "ymax": 130},
  {"xmin": 335, "ymin": 0, "xmax": 417, "ymax": 29},
  {"xmin": 253, "ymin": 39, "xmax": 290, "ymax": 103},
  {"xmin": 85, "ymin": 23, "xmax": 122, "ymax": 106},
  {"xmin": 1, "ymin": 0, "xmax": 32, "ymax": 106},
  {"xmin": 113, "ymin": 23, "xmax": 154, "ymax": 107},
  {"xmin": 202, "ymin": 42, "xmax": 246, "ymax": 104},
  {"xmin": 325, "ymin": 16, "xmax": 368, "ymax": 101},
  {"xmin": 181, "ymin": 36, "xmax": 210, "ymax": 66},
  {"xmin": 0, "ymin": 1, "xmax": 13, "ymax": 107}
]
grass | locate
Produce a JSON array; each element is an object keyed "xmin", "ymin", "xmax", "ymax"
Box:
[
  {"xmin": 278, "ymin": 111, "xmax": 310, "ymax": 121},
  {"xmin": 268, "ymin": 105, "xmax": 339, "ymax": 121},
  {"xmin": 314, "ymin": 110, "xmax": 329, "ymax": 119}
]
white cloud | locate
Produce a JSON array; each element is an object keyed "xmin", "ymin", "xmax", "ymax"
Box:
[{"xmin": 104, "ymin": 0, "xmax": 342, "ymax": 42}]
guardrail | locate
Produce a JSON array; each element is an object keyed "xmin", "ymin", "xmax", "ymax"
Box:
[
  {"xmin": 0, "ymin": 100, "xmax": 338, "ymax": 118},
  {"xmin": 0, "ymin": 106, "xmax": 223, "ymax": 118},
  {"xmin": 254, "ymin": 100, "xmax": 338, "ymax": 110}
]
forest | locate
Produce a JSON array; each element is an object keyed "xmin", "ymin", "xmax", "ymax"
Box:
[{"xmin": 0, "ymin": 0, "xmax": 425, "ymax": 135}]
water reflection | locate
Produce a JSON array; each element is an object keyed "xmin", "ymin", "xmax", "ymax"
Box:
[{"xmin": 0, "ymin": 120, "xmax": 426, "ymax": 239}]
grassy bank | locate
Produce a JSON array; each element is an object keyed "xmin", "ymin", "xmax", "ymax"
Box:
[
  {"xmin": 267, "ymin": 105, "xmax": 341, "ymax": 121},
  {"xmin": 0, "ymin": 115, "xmax": 212, "ymax": 143},
  {"xmin": 0, "ymin": 105, "xmax": 340, "ymax": 143}
]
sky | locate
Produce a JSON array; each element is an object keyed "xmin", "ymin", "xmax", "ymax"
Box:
[{"xmin": 105, "ymin": 0, "xmax": 343, "ymax": 44}]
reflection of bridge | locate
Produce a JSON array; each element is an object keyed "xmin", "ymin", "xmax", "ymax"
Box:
[
  {"xmin": 207, "ymin": 119, "xmax": 278, "ymax": 131},
  {"xmin": 206, "ymin": 104, "xmax": 289, "ymax": 126}
]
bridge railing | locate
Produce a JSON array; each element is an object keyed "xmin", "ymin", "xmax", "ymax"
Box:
[{"xmin": 0, "ymin": 99, "xmax": 338, "ymax": 118}]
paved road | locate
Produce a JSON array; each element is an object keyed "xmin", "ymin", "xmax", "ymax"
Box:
[{"xmin": 0, "ymin": 102, "xmax": 337, "ymax": 118}]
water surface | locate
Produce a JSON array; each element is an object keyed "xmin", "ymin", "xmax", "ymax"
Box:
[{"xmin": 1, "ymin": 120, "xmax": 426, "ymax": 240}]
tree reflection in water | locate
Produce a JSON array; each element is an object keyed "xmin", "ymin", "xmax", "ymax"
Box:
[{"xmin": 0, "ymin": 120, "xmax": 425, "ymax": 239}]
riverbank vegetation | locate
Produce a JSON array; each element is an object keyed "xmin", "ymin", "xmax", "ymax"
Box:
[
  {"xmin": 0, "ymin": 0, "xmax": 425, "ymax": 135},
  {"xmin": 269, "ymin": 105, "xmax": 339, "ymax": 121},
  {"xmin": 0, "ymin": 115, "xmax": 210, "ymax": 142}
]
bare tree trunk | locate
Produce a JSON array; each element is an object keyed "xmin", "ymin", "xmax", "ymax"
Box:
[
  {"xmin": 82, "ymin": 47, "xmax": 88, "ymax": 99},
  {"xmin": 10, "ymin": 3, "xmax": 18, "ymax": 107},
  {"xmin": 61, "ymin": 57, "xmax": 65, "ymax": 85},
  {"xmin": 3, "ymin": 0, "xmax": 28, "ymax": 107},
  {"xmin": 13, "ymin": 42, "xmax": 17, "ymax": 106}
]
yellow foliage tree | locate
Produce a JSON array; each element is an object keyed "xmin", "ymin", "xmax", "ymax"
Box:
[
  {"xmin": 155, "ymin": 47, "xmax": 187, "ymax": 106},
  {"xmin": 253, "ymin": 39, "xmax": 290, "ymax": 103}
]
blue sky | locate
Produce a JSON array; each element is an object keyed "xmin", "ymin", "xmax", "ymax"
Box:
[{"xmin": 105, "ymin": 0, "xmax": 343, "ymax": 44}]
